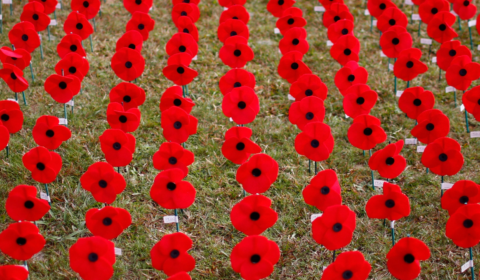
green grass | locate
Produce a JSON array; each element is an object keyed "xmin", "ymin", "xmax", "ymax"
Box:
[{"xmin": 1, "ymin": 0, "xmax": 480, "ymax": 278}]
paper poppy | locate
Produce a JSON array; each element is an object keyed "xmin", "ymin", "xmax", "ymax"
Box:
[
  {"xmin": 427, "ymin": 12, "xmax": 458, "ymax": 43},
  {"xmin": 69, "ymin": 236, "xmax": 116, "ymax": 280},
  {"xmin": 8, "ymin": 22, "xmax": 40, "ymax": 53},
  {"xmin": 218, "ymin": 0, "xmax": 246, "ymax": 7},
  {"xmin": 279, "ymin": 27, "xmax": 309, "ymax": 55},
  {"xmin": 302, "ymin": 169, "xmax": 342, "ymax": 211},
  {"xmin": 327, "ymin": 19, "xmax": 354, "ymax": 44},
  {"xmin": 0, "ymin": 100, "xmax": 24, "ymax": 134},
  {"xmin": 411, "ymin": 109, "xmax": 450, "ymax": 144},
  {"xmin": 334, "ymin": 61, "xmax": 368, "ymax": 96},
  {"xmin": 32, "ymin": 115, "xmax": 72, "ymax": 150},
  {"xmin": 453, "ymin": 0, "xmax": 477, "ymax": 20},
  {"xmin": 231, "ymin": 195, "xmax": 278, "ymax": 236},
  {"xmin": 56, "ymin": 33, "xmax": 87, "ymax": 58},
  {"xmin": 71, "ymin": 0, "xmax": 100, "ymax": 20},
  {"xmin": 330, "ymin": 34, "xmax": 360, "ymax": 66},
  {"xmin": 398, "ymin": 86, "xmax": 435, "ymax": 120},
  {"xmin": 368, "ymin": 140, "xmax": 406, "ymax": 179},
  {"xmin": 163, "ymin": 53, "xmax": 198, "ymax": 86},
  {"xmin": 152, "ymin": 142, "xmax": 194, "ymax": 175},
  {"xmin": 219, "ymin": 36, "xmax": 254, "ymax": 68},
  {"xmin": 150, "ymin": 232, "xmax": 195, "ymax": 276},
  {"xmin": 463, "ymin": 86, "xmax": 480, "ymax": 121},
  {"xmin": 116, "ymin": 30, "xmax": 144, "ymax": 53},
  {"xmin": 161, "ymin": 106, "xmax": 198, "ymax": 143},
  {"xmin": 99, "ymin": 129, "xmax": 136, "ymax": 167},
  {"xmin": 109, "ymin": 82, "xmax": 146, "ymax": 110},
  {"xmin": 393, "ymin": 48, "xmax": 428, "ymax": 81},
  {"xmin": 86, "ymin": 206, "xmax": 132, "ymax": 240},
  {"xmin": 343, "ymin": 84, "xmax": 377, "ymax": 118},
  {"xmin": 0, "ymin": 222, "xmax": 45, "ymax": 261},
  {"xmin": 0, "ymin": 265, "xmax": 29, "ymax": 280},
  {"xmin": 160, "ymin": 86, "xmax": 195, "ymax": 114},
  {"xmin": 421, "ymin": 137, "xmax": 464, "ymax": 176},
  {"xmin": 0, "ymin": 47, "xmax": 31, "ymax": 70},
  {"xmin": 442, "ymin": 180, "xmax": 480, "ymax": 215},
  {"xmin": 277, "ymin": 51, "xmax": 312, "ymax": 83},
  {"xmin": 123, "ymin": 0, "xmax": 152, "ymax": 14},
  {"xmin": 236, "ymin": 153, "xmax": 279, "ymax": 194},
  {"xmin": 295, "ymin": 122, "xmax": 335, "ymax": 162},
  {"xmin": 446, "ymin": 55, "xmax": 480, "ymax": 91},
  {"xmin": 106, "ymin": 102, "xmax": 141, "ymax": 132},
  {"xmin": 436, "ymin": 40, "xmax": 471, "ymax": 71},
  {"xmin": 379, "ymin": 26, "xmax": 412, "ymax": 58},
  {"xmin": 172, "ymin": 3, "xmax": 200, "ymax": 26},
  {"xmin": 323, "ymin": 3, "xmax": 354, "ymax": 28},
  {"xmin": 80, "ymin": 161, "xmax": 126, "ymax": 204},
  {"xmin": 276, "ymin": 7, "xmax": 307, "ymax": 35},
  {"xmin": 367, "ymin": 0, "xmax": 396, "ymax": 18},
  {"xmin": 166, "ymin": 32, "xmax": 198, "ymax": 57},
  {"xmin": 446, "ymin": 204, "xmax": 480, "ymax": 248},
  {"xmin": 230, "ymin": 235, "xmax": 280, "ymax": 280},
  {"xmin": 267, "ymin": 0, "xmax": 295, "ymax": 17},
  {"xmin": 386, "ymin": 237, "xmax": 430, "ymax": 280},
  {"xmin": 22, "ymin": 146, "xmax": 62, "ymax": 184},
  {"xmin": 44, "ymin": 74, "xmax": 81, "ymax": 103},
  {"xmin": 63, "ymin": 11, "xmax": 94, "ymax": 40},
  {"xmin": 29, "ymin": 0, "xmax": 57, "ymax": 14},
  {"xmin": 289, "ymin": 74, "xmax": 328, "ymax": 101},
  {"xmin": 288, "ymin": 96, "xmax": 325, "ymax": 130},
  {"xmin": 111, "ymin": 48, "xmax": 146, "ymax": 82},
  {"xmin": 222, "ymin": 126, "xmax": 262, "ymax": 164},
  {"xmin": 0, "ymin": 64, "xmax": 29, "ymax": 93},
  {"xmin": 322, "ymin": 251, "xmax": 371, "ymax": 280},
  {"xmin": 219, "ymin": 68, "xmax": 256, "ymax": 95},
  {"xmin": 217, "ymin": 19, "xmax": 250, "ymax": 43},
  {"xmin": 347, "ymin": 114, "xmax": 387, "ymax": 151},
  {"xmin": 6, "ymin": 185, "xmax": 50, "ymax": 222},
  {"xmin": 419, "ymin": 0, "xmax": 449, "ymax": 24},
  {"xmin": 366, "ymin": 182, "xmax": 410, "ymax": 221},
  {"xmin": 176, "ymin": 16, "xmax": 199, "ymax": 42},
  {"xmin": 167, "ymin": 272, "xmax": 191, "ymax": 280},
  {"xmin": 376, "ymin": 7, "xmax": 408, "ymax": 32},
  {"xmin": 126, "ymin": 12, "xmax": 155, "ymax": 41},
  {"xmin": 222, "ymin": 86, "xmax": 260, "ymax": 124},
  {"xmin": 312, "ymin": 204, "xmax": 356, "ymax": 251},
  {"xmin": 54, "ymin": 52, "xmax": 90, "ymax": 82},
  {"xmin": 150, "ymin": 169, "xmax": 196, "ymax": 209},
  {"xmin": 219, "ymin": 5, "xmax": 250, "ymax": 24},
  {"xmin": 20, "ymin": 2, "xmax": 50, "ymax": 32}
]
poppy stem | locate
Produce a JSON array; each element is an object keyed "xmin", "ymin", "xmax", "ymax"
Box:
[
  {"xmin": 22, "ymin": 91, "xmax": 27, "ymax": 106},
  {"xmin": 469, "ymin": 26, "xmax": 474, "ymax": 50},
  {"xmin": 64, "ymin": 103, "xmax": 68, "ymax": 126},
  {"xmin": 9, "ymin": 2, "xmax": 12, "ymax": 16},
  {"xmin": 391, "ymin": 226, "xmax": 395, "ymax": 246},
  {"xmin": 418, "ymin": 21, "xmax": 421, "ymax": 37},
  {"xmin": 441, "ymin": 176, "xmax": 444, "ymax": 197},
  {"xmin": 363, "ymin": 150, "xmax": 365, "ymax": 156},
  {"xmin": 426, "ymin": 167, "xmax": 429, "ymax": 173},
  {"xmin": 438, "ymin": 68, "xmax": 441, "ymax": 81},
  {"xmin": 406, "ymin": 81, "xmax": 410, "ymax": 89},
  {"xmin": 185, "ymin": 84, "xmax": 189, "ymax": 97},
  {"xmin": 117, "ymin": 167, "xmax": 120, "ymax": 173},
  {"xmin": 314, "ymin": 161, "xmax": 317, "ymax": 175},
  {"xmin": 394, "ymin": 76, "xmax": 397, "ymax": 95},
  {"xmin": 174, "ymin": 209, "xmax": 179, "ymax": 232},
  {"xmin": 454, "ymin": 90, "xmax": 457, "ymax": 107},
  {"xmin": 15, "ymin": 92, "xmax": 18, "ymax": 101},
  {"xmin": 48, "ymin": 25, "xmax": 51, "ymax": 41},
  {"xmin": 38, "ymin": 32, "xmax": 44, "ymax": 60},
  {"xmin": 92, "ymin": 18, "xmax": 96, "ymax": 33},
  {"xmin": 6, "ymin": 145, "xmax": 8, "ymax": 158},
  {"xmin": 383, "ymin": 219, "xmax": 386, "ymax": 227},
  {"xmin": 465, "ymin": 108, "xmax": 470, "ymax": 133},
  {"xmin": 370, "ymin": 16, "xmax": 373, "ymax": 32},
  {"xmin": 458, "ymin": 16, "xmax": 462, "ymax": 31},
  {"xmin": 54, "ymin": 9, "xmax": 57, "ymax": 20},
  {"xmin": 29, "ymin": 63, "xmax": 34, "ymax": 82},
  {"xmin": 332, "ymin": 250, "xmax": 336, "ymax": 262},
  {"xmin": 44, "ymin": 184, "xmax": 51, "ymax": 206},
  {"xmin": 369, "ymin": 149, "xmax": 375, "ymax": 190},
  {"xmin": 470, "ymin": 247, "xmax": 475, "ymax": 280},
  {"xmin": 243, "ymin": 189, "xmax": 246, "ymax": 197},
  {"xmin": 24, "ymin": 261, "xmax": 29, "ymax": 280},
  {"xmin": 89, "ymin": 35, "xmax": 93, "ymax": 52}
]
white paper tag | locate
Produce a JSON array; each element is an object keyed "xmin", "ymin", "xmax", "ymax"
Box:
[
  {"xmin": 389, "ymin": 64, "xmax": 394, "ymax": 71},
  {"xmin": 477, "ymin": 45, "xmax": 480, "ymax": 51},
  {"xmin": 288, "ymin": 94, "xmax": 295, "ymax": 101},
  {"xmin": 470, "ymin": 131, "xmax": 480, "ymax": 138},
  {"xmin": 323, "ymin": 266, "xmax": 327, "ymax": 271},
  {"xmin": 56, "ymin": 3, "xmax": 61, "ymax": 8},
  {"xmin": 412, "ymin": 14, "xmax": 421, "ymax": 20},
  {"xmin": 274, "ymin": 28, "xmax": 280, "ymax": 34},
  {"xmin": 417, "ymin": 145, "xmax": 426, "ymax": 153},
  {"xmin": 391, "ymin": 221, "xmax": 395, "ymax": 228},
  {"xmin": 441, "ymin": 183, "xmax": 454, "ymax": 190},
  {"xmin": 229, "ymin": 117, "xmax": 233, "ymax": 122},
  {"xmin": 405, "ymin": 138, "xmax": 417, "ymax": 145},
  {"xmin": 451, "ymin": 10, "xmax": 458, "ymax": 16},
  {"xmin": 364, "ymin": 9, "xmax": 370, "ymax": 15},
  {"xmin": 40, "ymin": 192, "xmax": 51, "ymax": 202},
  {"xmin": 149, "ymin": 6, "xmax": 152, "ymax": 11},
  {"xmin": 446, "ymin": 86, "xmax": 456, "ymax": 93},
  {"xmin": 374, "ymin": 180, "xmax": 386, "ymax": 187},
  {"xmin": 2, "ymin": 0, "xmax": 12, "ymax": 4},
  {"xmin": 311, "ymin": 213, "xmax": 322, "ymax": 222},
  {"xmin": 460, "ymin": 104, "xmax": 465, "ymax": 111},
  {"xmin": 192, "ymin": 55, "xmax": 198, "ymax": 60},
  {"xmin": 404, "ymin": 0, "xmax": 414, "ymax": 5},
  {"xmin": 49, "ymin": 19, "xmax": 57, "ymax": 26},
  {"xmin": 314, "ymin": 6, "xmax": 325, "ymax": 12},
  {"xmin": 469, "ymin": 20, "xmax": 477, "ymax": 27},
  {"xmin": 432, "ymin": 56, "xmax": 437, "ymax": 63},
  {"xmin": 396, "ymin": 91, "xmax": 403, "ymax": 97},
  {"xmin": 66, "ymin": 100, "xmax": 74, "ymax": 106},
  {"xmin": 163, "ymin": 215, "xmax": 178, "ymax": 223},
  {"xmin": 345, "ymin": 114, "xmax": 350, "ymax": 119},
  {"xmin": 58, "ymin": 118, "xmax": 68, "ymax": 125},
  {"xmin": 7, "ymin": 98, "xmax": 18, "ymax": 103},
  {"xmin": 380, "ymin": 51, "xmax": 387, "ymax": 57},
  {"xmin": 461, "ymin": 260, "xmax": 474, "ymax": 272},
  {"xmin": 421, "ymin": 38, "xmax": 433, "ymax": 45},
  {"xmin": 326, "ymin": 40, "xmax": 334, "ymax": 47},
  {"xmin": 114, "ymin": 247, "xmax": 122, "ymax": 255},
  {"xmin": 373, "ymin": 20, "xmax": 378, "ymax": 25},
  {"xmin": 0, "ymin": 15, "xmax": 2, "ymax": 20}
]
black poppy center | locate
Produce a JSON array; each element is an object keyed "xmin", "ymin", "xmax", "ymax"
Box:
[
  {"xmin": 236, "ymin": 142, "xmax": 245, "ymax": 151},
  {"xmin": 341, "ymin": 28, "xmax": 349, "ymax": 35},
  {"xmin": 343, "ymin": 48, "xmax": 352, "ymax": 56},
  {"xmin": 388, "ymin": 19, "xmax": 396, "ymax": 26},
  {"xmin": 88, "ymin": 253, "xmax": 98, "ymax": 262},
  {"xmin": 464, "ymin": 219, "xmax": 474, "ymax": 228},
  {"xmin": 46, "ymin": 130, "xmax": 55, "ymax": 137},
  {"xmin": 69, "ymin": 67, "xmax": 77, "ymax": 74},
  {"xmin": 363, "ymin": 128, "xmax": 373, "ymax": 136},
  {"xmin": 342, "ymin": 270, "xmax": 353, "ymax": 279},
  {"xmin": 173, "ymin": 99, "xmax": 182, "ymax": 106},
  {"xmin": 179, "ymin": 45, "xmax": 186, "ymax": 52},
  {"xmin": 135, "ymin": 0, "xmax": 142, "ymax": 4},
  {"xmin": 431, "ymin": 7, "xmax": 438, "ymax": 14},
  {"xmin": 128, "ymin": 44, "xmax": 136, "ymax": 50},
  {"xmin": 234, "ymin": 49, "xmax": 242, "ymax": 57},
  {"xmin": 123, "ymin": 95, "xmax": 132, "ymax": 102},
  {"xmin": 233, "ymin": 16, "xmax": 238, "ymax": 19},
  {"xmin": 83, "ymin": 0, "xmax": 89, "ymax": 7},
  {"xmin": 237, "ymin": 101, "xmax": 247, "ymax": 109},
  {"xmin": 287, "ymin": 18, "xmax": 295, "ymax": 25},
  {"xmin": 252, "ymin": 168, "xmax": 262, "ymax": 177},
  {"xmin": 305, "ymin": 89, "xmax": 313, "ymax": 96},
  {"xmin": 460, "ymin": 196, "xmax": 469, "ymax": 204},
  {"xmin": 36, "ymin": 162, "xmax": 45, "ymax": 171},
  {"xmin": 177, "ymin": 67, "xmax": 185, "ymax": 74},
  {"xmin": 113, "ymin": 142, "xmax": 121, "ymax": 150},
  {"xmin": 102, "ymin": 217, "xmax": 112, "ymax": 226},
  {"xmin": 292, "ymin": 38, "xmax": 299, "ymax": 45},
  {"xmin": 138, "ymin": 24, "xmax": 145, "ymax": 30},
  {"xmin": 305, "ymin": 112, "xmax": 314, "ymax": 120},
  {"xmin": 321, "ymin": 186, "xmax": 330, "ymax": 195},
  {"xmin": 463, "ymin": 0, "xmax": 470, "ymax": 6},
  {"xmin": 125, "ymin": 61, "xmax": 133, "ymax": 69},
  {"xmin": 426, "ymin": 123, "xmax": 434, "ymax": 131},
  {"xmin": 59, "ymin": 81, "xmax": 67, "ymax": 89},
  {"xmin": 16, "ymin": 237, "xmax": 27, "ymax": 246},
  {"xmin": 448, "ymin": 49, "xmax": 457, "ymax": 57},
  {"xmin": 1, "ymin": 114, "xmax": 9, "ymax": 121},
  {"xmin": 233, "ymin": 82, "xmax": 242, "ymax": 88},
  {"xmin": 230, "ymin": 31, "xmax": 237, "ymax": 36},
  {"xmin": 459, "ymin": 69, "xmax": 467, "ymax": 76},
  {"xmin": 291, "ymin": 62, "xmax": 299, "ymax": 70},
  {"xmin": 250, "ymin": 254, "xmax": 261, "ymax": 264},
  {"xmin": 406, "ymin": 61, "xmax": 414, "ymax": 68},
  {"xmin": 356, "ymin": 97, "xmax": 365, "ymax": 105},
  {"xmin": 24, "ymin": 200, "xmax": 34, "ymax": 209},
  {"xmin": 278, "ymin": 0, "xmax": 284, "ymax": 4},
  {"xmin": 169, "ymin": 157, "xmax": 177, "ymax": 164},
  {"xmin": 439, "ymin": 24, "xmax": 447, "ymax": 31},
  {"xmin": 334, "ymin": 16, "xmax": 340, "ymax": 22},
  {"xmin": 183, "ymin": 28, "xmax": 190, "ymax": 33},
  {"xmin": 310, "ymin": 139, "xmax": 320, "ymax": 148},
  {"xmin": 385, "ymin": 199, "xmax": 395, "ymax": 208},
  {"xmin": 346, "ymin": 75, "xmax": 355, "ymax": 82},
  {"xmin": 76, "ymin": 23, "xmax": 83, "ymax": 30},
  {"xmin": 167, "ymin": 182, "xmax": 176, "ymax": 191},
  {"xmin": 99, "ymin": 180, "xmax": 108, "ymax": 188},
  {"xmin": 173, "ymin": 121, "xmax": 182, "ymax": 129},
  {"xmin": 332, "ymin": 223, "xmax": 343, "ymax": 232},
  {"xmin": 413, "ymin": 98, "xmax": 422, "ymax": 106},
  {"xmin": 404, "ymin": 254, "xmax": 415, "ymax": 263},
  {"xmin": 385, "ymin": 157, "xmax": 395, "ymax": 165},
  {"xmin": 10, "ymin": 72, "xmax": 17, "ymax": 80},
  {"xmin": 180, "ymin": 11, "xmax": 187, "ymax": 16},
  {"xmin": 250, "ymin": 211, "xmax": 260, "ymax": 221},
  {"xmin": 170, "ymin": 249, "xmax": 180, "ymax": 258},
  {"xmin": 21, "ymin": 34, "xmax": 28, "ymax": 41},
  {"xmin": 119, "ymin": 115, "xmax": 127, "ymax": 123},
  {"xmin": 379, "ymin": 3, "xmax": 386, "ymax": 9},
  {"xmin": 32, "ymin": 14, "xmax": 39, "ymax": 20},
  {"xmin": 392, "ymin": 38, "xmax": 399, "ymax": 45},
  {"xmin": 438, "ymin": 153, "xmax": 448, "ymax": 162},
  {"xmin": 11, "ymin": 57, "xmax": 17, "ymax": 61},
  {"xmin": 70, "ymin": 44, "xmax": 78, "ymax": 52}
]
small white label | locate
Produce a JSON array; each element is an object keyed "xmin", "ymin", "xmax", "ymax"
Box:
[
  {"xmin": 149, "ymin": 6, "xmax": 153, "ymax": 11},
  {"xmin": 364, "ymin": 9, "xmax": 370, "ymax": 15},
  {"xmin": 311, "ymin": 213, "xmax": 322, "ymax": 222},
  {"xmin": 288, "ymin": 94, "xmax": 295, "ymax": 101},
  {"xmin": 345, "ymin": 114, "xmax": 350, "ymax": 119},
  {"xmin": 49, "ymin": 19, "xmax": 57, "ymax": 26},
  {"xmin": 477, "ymin": 45, "xmax": 480, "ymax": 51},
  {"xmin": 2, "ymin": 0, "xmax": 12, "ymax": 4},
  {"xmin": 396, "ymin": 91, "xmax": 403, "ymax": 97},
  {"xmin": 223, "ymin": 7, "xmax": 228, "ymax": 10},
  {"xmin": 432, "ymin": 56, "xmax": 437, "ymax": 63},
  {"xmin": 380, "ymin": 51, "xmax": 387, "ymax": 57},
  {"xmin": 470, "ymin": 131, "xmax": 480, "ymax": 138},
  {"xmin": 56, "ymin": 3, "xmax": 61, "ymax": 8},
  {"xmin": 374, "ymin": 180, "xmax": 386, "ymax": 187},
  {"xmin": 404, "ymin": 0, "xmax": 414, "ymax": 5},
  {"xmin": 461, "ymin": 104, "xmax": 465, "ymax": 111},
  {"xmin": 0, "ymin": 15, "xmax": 2, "ymax": 20},
  {"xmin": 441, "ymin": 183, "xmax": 454, "ymax": 190},
  {"xmin": 391, "ymin": 221, "xmax": 395, "ymax": 228},
  {"xmin": 314, "ymin": 6, "xmax": 325, "ymax": 12},
  {"xmin": 40, "ymin": 192, "xmax": 51, "ymax": 202},
  {"xmin": 389, "ymin": 64, "xmax": 394, "ymax": 71},
  {"xmin": 462, "ymin": 260, "xmax": 474, "ymax": 272},
  {"xmin": 373, "ymin": 20, "xmax": 378, "ymax": 25},
  {"xmin": 446, "ymin": 86, "xmax": 456, "ymax": 93},
  {"xmin": 451, "ymin": 10, "xmax": 458, "ymax": 16},
  {"xmin": 7, "ymin": 98, "xmax": 18, "ymax": 103},
  {"xmin": 114, "ymin": 247, "xmax": 122, "ymax": 255},
  {"xmin": 469, "ymin": 20, "xmax": 476, "ymax": 27},
  {"xmin": 417, "ymin": 146, "xmax": 426, "ymax": 153},
  {"xmin": 326, "ymin": 40, "xmax": 334, "ymax": 47},
  {"xmin": 229, "ymin": 117, "xmax": 233, "ymax": 122},
  {"xmin": 323, "ymin": 266, "xmax": 327, "ymax": 271},
  {"xmin": 163, "ymin": 215, "xmax": 178, "ymax": 223},
  {"xmin": 274, "ymin": 28, "xmax": 280, "ymax": 34},
  {"xmin": 405, "ymin": 138, "xmax": 417, "ymax": 145},
  {"xmin": 412, "ymin": 14, "xmax": 421, "ymax": 20},
  {"xmin": 66, "ymin": 100, "xmax": 74, "ymax": 106},
  {"xmin": 59, "ymin": 118, "xmax": 68, "ymax": 125},
  {"xmin": 421, "ymin": 38, "xmax": 433, "ymax": 45},
  {"xmin": 192, "ymin": 55, "xmax": 198, "ymax": 61}
]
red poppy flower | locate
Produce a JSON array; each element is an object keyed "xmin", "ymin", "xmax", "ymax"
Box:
[
  {"xmin": 111, "ymin": 48, "xmax": 145, "ymax": 82},
  {"xmin": 367, "ymin": 0, "xmax": 396, "ymax": 18},
  {"xmin": 0, "ymin": 222, "xmax": 45, "ymax": 261},
  {"xmin": 86, "ymin": 206, "xmax": 132, "ymax": 240},
  {"xmin": 277, "ymin": 51, "xmax": 312, "ymax": 83},
  {"xmin": 106, "ymin": 102, "xmax": 141, "ymax": 132},
  {"xmin": 366, "ymin": 182, "xmax": 410, "ymax": 221},
  {"xmin": 302, "ymin": 169, "xmax": 342, "ymax": 211},
  {"xmin": 32, "ymin": 115, "xmax": 71, "ymax": 150},
  {"xmin": 63, "ymin": 12, "xmax": 94, "ymax": 40},
  {"xmin": 152, "ymin": 142, "xmax": 194, "ymax": 175},
  {"xmin": 386, "ymin": 237, "xmax": 430, "ymax": 280},
  {"xmin": 330, "ymin": 35, "xmax": 360, "ymax": 66},
  {"xmin": 442, "ymin": 180, "xmax": 480, "ymax": 215},
  {"xmin": 217, "ymin": 19, "xmax": 250, "ymax": 43},
  {"xmin": 343, "ymin": 84, "xmax": 377, "ymax": 118},
  {"xmin": 219, "ymin": 0, "xmax": 246, "ymax": 7},
  {"xmin": 267, "ymin": 0, "xmax": 295, "ymax": 17},
  {"xmin": 126, "ymin": 12, "xmax": 155, "ymax": 41},
  {"xmin": 276, "ymin": 7, "xmax": 307, "ymax": 35},
  {"xmin": 80, "ymin": 161, "xmax": 126, "ymax": 204},
  {"xmin": 436, "ymin": 40, "xmax": 471, "ymax": 71},
  {"xmin": 312, "ymin": 204, "xmax": 356, "ymax": 250},
  {"xmin": 419, "ymin": 0, "xmax": 449, "ymax": 24},
  {"xmin": 334, "ymin": 61, "xmax": 368, "ymax": 96},
  {"xmin": 289, "ymin": 74, "xmax": 328, "ymax": 101},
  {"xmin": 398, "ymin": 87, "xmax": 435, "ymax": 120},
  {"xmin": 71, "ymin": 0, "xmax": 100, "ymax": 20},
  {"xmin": 236, "ymin": 153, "xmax": 278, "ymax": 194},
  {"xmin": 446, "ymin": 55, "xmax": 480, "ymax": 91},
  {"xmin": 463, "ymin": 86, "xmax": 480, "ymax": 121},
  {"xmin": 377, "ymin": 7, "xmax": 408, "ymax": 32},
  {"xmin": 29, "ymin": 0, "xmax": 57, "ymax": 14},
  {"xmin": 8, "ymin": 22, "xmax": 40, "ymax": 53},
  {"xmin": 322, "ymin": 251, "xmax": 371, "ymax": 280},
  {"xmin": 288, "ymin": 96, "xmax": 325, "ymax": 130},
  {"xmin": 379, "ymin": 26, "xmax": 412, "ymax": 59},
  {"xmin": 0, "ymin": 64, "xmax": 29, "ymax": 93},
  {"xmin": 6, "ymin": 185, "xmax": 50, "ymax": 222},
  {"xmin": 0, "ymin": 265, "xmax": 29, "ymax": 280},
  {"xmin": 0, "ymin": 100, "xmax": 23, "ymax": 134},
  {"xmin": 99, "ymin": 129, "xmax": 136, "ymax": 167},
  {"xmin": 167, "ymin": 272, "xmax": 191, "ymax": 280},
  {"xmin": 22, "ymin": 147, "xmax": 62, "ymax": 184},
  {"xmin": 123, "ymin": 0, "xmax": 152, "ymax": 14},
  {"xmin": 20, "ymin": 2, "xmax": 50, "ymax": 32},
  {"xmin": 161, "ymin": 106, "xmax": 198, "ymax": 143},
  {"xmin": 453, "ymin": 0, "xmax": 477, "ymax": 20},
  {"xmin": 57, "ymin": 33, "xmax": 86, "ymax": 58},
  {"xmin": 279, "ymin": 27, "xmax": 309, "ymax": 56},
  {"xmin": 368, "ymin": 141, "xmax": 406, "ymax": 179},
  {"xmin": 427, "ymin": 12, "xmax": 458, "ymax": 43},
  {"xmin": 323, "ymin": 3, "xmax": 354, "ymax": 28},
  {"xmin": 219, "ymin": 36, "xmax": 254, "ymax": 68},
  {"xmin": 230, "ymin": 235, "xmax": 280, "ymax": 280},
  {"xmin": 220, "ymin": 5, "xmax": 250, "ymax": 24},
  {"xmin": 163, "ymin": 53, "xmax": 198, "ymax": 86},
  {"xmin": 222, "ymin": 126, "xmax": 262, "ymax": 164},
  {"xmin": 421, "ymin": 137, "xmax": 464, "ymax": 176},
  {"xmin": 327, "ymin": 19, "xmax": 354, "ymax": 44},
  {"xmin": 446, "ymin": 204, "xmax": 480, "ymax": 248},
  {"xmin": 176, "ymin": 16, "xmax": 199, "ymax": 42},
  {"xmin": 150, "ymin": 169, "xmax": 196, "ymax": 209},
  {"xmin": 160, "ymin": 86, "xmax": 195, "ymax": 114},
  {"xmin": 393, "ymin": 48, "xmax": 428, "ymax": 81},
  {"xmin": 222, "ymin": 86, "xmax": 259, "ymax": 125},
  {"xmin": 0, "ymin": 47, "xmax": 31, "ymax": 70},
  {"xmin": 54, "ymin": 53, "xmax": 90, "ymax": 82},
  {"xmin": 116, "ymin": 30, "xmax": 144, "ymax": 53},
  {"xmin": 44, "ymin": 74, "xmax": 81, "ymax": 103},
  {"xmin": 219, "ymin": 68, "xmax": 256, "ymax": 95},
  {"xmin": 69, "ymin": 236, "xmax": 116, "ymax": 280},
  {"xmin": 150, "ymin": 232, "xmax": 195, "ymax": 276},
  {"xmin": 172, "ymin": 3, "xmax": 200, "ymax": 26},
  {"xmin": 109, "ymin": 82, "xmax": 146, "ymax": 110},
  {"xmin": 347, "ymin": 114, "xmax": 387, "ymax": 151},
  {"xmin": 166, "ymin": 33, "xmax": 198, "ymax": 57},
  {"xmin": 295, "ymin": 122, "xmax": 334, "ymax": 162},
  {"xmin": 411, "ymin": 109, "xmax": 450, "ymax": 144},
  {"xmin": 231, "ymin": 195, "xmax": 278, "ymax": 236}
]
